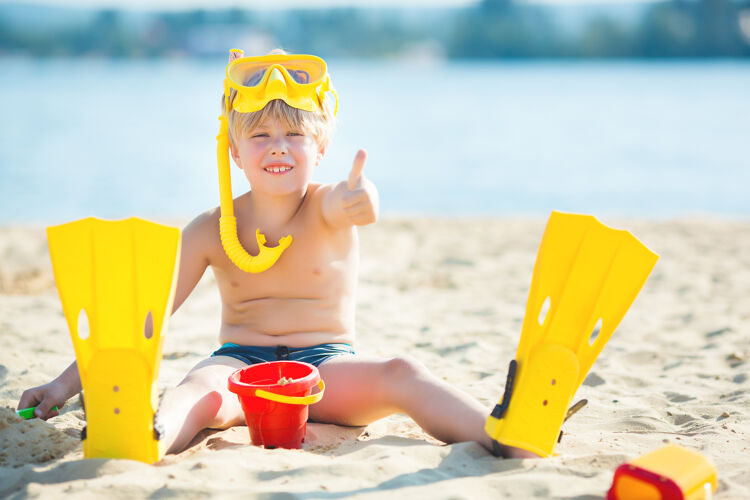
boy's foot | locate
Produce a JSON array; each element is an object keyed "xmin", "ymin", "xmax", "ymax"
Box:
[{"xmin": 492, "ymin": 440, "xmax": 540, "ymax": 459}]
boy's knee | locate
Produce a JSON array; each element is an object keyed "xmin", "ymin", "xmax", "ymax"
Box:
[
  {"xmin": 382, "ymin": 356, "xmax": 429, "ymax": 384},
  {"xmin": 376, "ymin": 356, "xmax": 432, "ymax": 409},
  {"xmin": 172, "ymin": 371, "xmax": 238, "ymax": 428},
  {"xmin": 179, "ymin": 364, "xmax": 231, "ymax": 393}
]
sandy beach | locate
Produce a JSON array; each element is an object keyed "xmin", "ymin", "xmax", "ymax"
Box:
[{"xmin": 1, "ymin": 216, "xmax": 748, "ymax": 499}]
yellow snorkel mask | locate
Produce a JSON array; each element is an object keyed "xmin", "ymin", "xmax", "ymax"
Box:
[{"xmin": 216, "ymin": 50, "xmax": 338, "ymax": 273}]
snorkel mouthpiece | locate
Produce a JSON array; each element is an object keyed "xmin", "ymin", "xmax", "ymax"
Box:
[{"xmin": 220, "ymin": 220, "xmax": 293, "ymax": 273}]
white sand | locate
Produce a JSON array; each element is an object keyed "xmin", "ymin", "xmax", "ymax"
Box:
[{"xmin": 1, "ymin": 217, "xmax": 748, "ymax": 498}]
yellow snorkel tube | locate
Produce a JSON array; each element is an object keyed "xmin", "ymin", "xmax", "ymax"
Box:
[
  {"xmin": 216, "ymin": 51, "xmax": 337, "ymax": 273},
  {"xmin": 216, "ymin": 109, "xmax": 291, "ymax": 273}
]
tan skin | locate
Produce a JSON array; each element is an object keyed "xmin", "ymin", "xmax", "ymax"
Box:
[{"xmin": 18, "ymin": 88, "xmax": 535, "ymax": 460}]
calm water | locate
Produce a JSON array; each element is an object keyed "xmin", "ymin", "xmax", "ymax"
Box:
[{"xmin": 1, "ymin": 58, "xmax": 749, "ymax": 223}]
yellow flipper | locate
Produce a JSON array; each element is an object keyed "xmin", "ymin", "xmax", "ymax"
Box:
[
  {"xmin": 47, "ymin": 217, "xmax": 181, "ymax": 463},
  {"xmin": 485, "ymin": 211, "xmax": 659, "ymax": 457}
]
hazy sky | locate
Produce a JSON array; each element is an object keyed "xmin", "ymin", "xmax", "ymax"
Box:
[
  {"xmin": 12, "ymin": 0, "xmax": 474, "ymax": 9},
  {"xmin": 6, "ymin": 0, "xmax": 651, "ymax": 10}
]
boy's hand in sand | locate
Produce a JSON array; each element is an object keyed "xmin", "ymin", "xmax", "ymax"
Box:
[
  {"xmin": 18, "ymin": 381, "xmax": 68, "ymax": 420},
  {"xmin": 17, "ymin": 361, "xmax": 81, "ymax": 420}
]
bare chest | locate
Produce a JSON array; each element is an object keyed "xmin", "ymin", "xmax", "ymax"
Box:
[{"xmin": 211, "ymin": 219, "xmax": 357, "ymax": 303}]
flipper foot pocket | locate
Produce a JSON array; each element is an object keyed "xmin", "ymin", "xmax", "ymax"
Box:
[
  {"xmin": 485, "ymin": 212, "xmax": 659, "ymax": 457},
  {"xmin": 47, "ymin": 217, "xmax": 181, "ymax": 463}
]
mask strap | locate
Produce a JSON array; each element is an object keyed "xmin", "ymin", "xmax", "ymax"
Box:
[
  {"xmin": 329, "ymin": 88, "xmax": 339, "ymax": 116},
  {"xmin": 224, "ymin": 79, "xmax": 231, "ymax": 120},
  {"xmin": 318, "ymin": 76, "xmax": 338, "ymax": 116}
]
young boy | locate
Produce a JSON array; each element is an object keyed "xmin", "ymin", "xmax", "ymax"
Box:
[{"xmin": 18, "ymin": 50, "xmax": 532, "ymax": 459}]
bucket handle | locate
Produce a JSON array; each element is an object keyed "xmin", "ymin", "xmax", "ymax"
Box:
[{"xmin": 254, "ymin": 379, "xmax": 325, "ymax": 405}]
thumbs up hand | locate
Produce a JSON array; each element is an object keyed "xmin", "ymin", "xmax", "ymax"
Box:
[
  {"xmin": 340, "ymin": 149, "xmax": 378, "ymax": 226},
  {"xmin": 322, "ymin": 149, "xmax": 379, "ymax": 228}
]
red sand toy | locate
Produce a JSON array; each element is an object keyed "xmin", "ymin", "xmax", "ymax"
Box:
[
  {"xmin": 228, "ymin": 361, "xmax": 325, "ymax": 449},
  {"xmin": 607, "ymin": 444, "xmax": 717, "ymax": 500}
]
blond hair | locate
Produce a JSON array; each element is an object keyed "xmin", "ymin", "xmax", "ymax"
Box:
[
  {"xmin": 222, "ymin": 50, "xmax": 336, "ymax": 150},
  {"xmin": 224, "ymin": 97, "xmax": 335, "ymax": 150}
]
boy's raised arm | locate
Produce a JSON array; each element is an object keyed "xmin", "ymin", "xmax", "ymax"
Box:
[{"xmin": 322, "ymin": 149, "xmax": 379, "ymax": 229}]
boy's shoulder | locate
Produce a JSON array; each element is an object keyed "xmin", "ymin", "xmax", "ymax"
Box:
[
  {"xmin": 311, "ymin": 181, "xmax": 336, "ymax": 197},
  {"xmin": 307, "ymin": 181, "xmax": 334, "ymax": 205},
  {"xmin": 310, "ymin": 180, "xmax": 352, "ymax": 208},
  {"xmin": 182, "ymin": 206, "xmax": 221, "ymax": 249},
  {"xmin": 186, "ymin": 206, "xmax": 221, "ymax": 231},
  {"xmin": 305, "ymin": 181, "xmax": 347, "ymax": 228}
]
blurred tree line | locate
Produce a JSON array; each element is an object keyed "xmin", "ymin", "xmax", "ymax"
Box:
[
  {"xmin": 453, "ymin": 0, "xmax": 750, "ymax": 57},
  {"xmin": 1, "ymin": 0, "xmax": 749, "ymax": 58}
]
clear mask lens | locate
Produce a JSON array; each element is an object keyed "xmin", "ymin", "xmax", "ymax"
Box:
[{"xmin": 230, "ymin": 59, "xmax": 323, "ymax": 88}]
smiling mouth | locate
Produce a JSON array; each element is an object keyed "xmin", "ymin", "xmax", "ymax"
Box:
[{"xmin": 264, "ymin": 166, "xmax": 293, "ymax": 174}]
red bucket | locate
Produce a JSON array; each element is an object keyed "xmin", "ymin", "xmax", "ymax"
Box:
[{"xmin": 227, "ymin": 361, "xmax": 325, "ymax": 449}]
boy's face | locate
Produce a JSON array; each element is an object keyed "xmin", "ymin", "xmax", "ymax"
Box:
[{"xmin": 231, "ymin": 116, "xmax": 324, "ymax": 196}]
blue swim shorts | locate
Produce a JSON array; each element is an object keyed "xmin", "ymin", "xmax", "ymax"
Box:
[{"xmin": 211, "ymin": 342, "xmax": 355, "ymax": 367}]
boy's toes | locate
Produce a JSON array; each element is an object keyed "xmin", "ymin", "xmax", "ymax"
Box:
[
  {"xmin": 504, "ymin": 446, "xmax": 540, "ymax": 459},
  {"xmin": 492, "ymin": 440, "xmax": 540, "ymax": 459}
]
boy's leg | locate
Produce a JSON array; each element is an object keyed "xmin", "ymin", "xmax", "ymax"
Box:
[
  {"xmin": 309, "ymin": 355, "xmax": 536, "ymax": 458},
  {"xmin": 310, "ymin": 355, "xmax": 489, "ymax": 445},
  {"xmin": 156, "ymin": 355, "xmax": 247, "ymax": 455}
]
